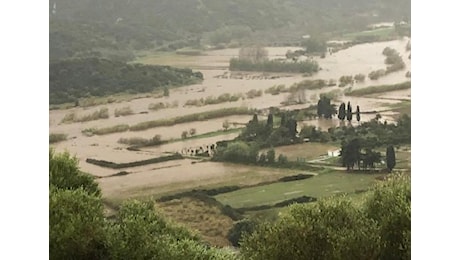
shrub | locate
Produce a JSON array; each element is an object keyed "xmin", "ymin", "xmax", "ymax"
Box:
[
  {"xmin": 61, "ymin": 108, "xmax": 109, "ymax": 123},
  {"xmin": 49, "ymin": 133, "xmax": 67, "ymax": 144},
  {"xmin": 227, "ymin": 219, "xmax": 257, "ymax": 247},
  {"xmin": 114, "ymin": 106, "xmax": 133, "ymax": 117}
]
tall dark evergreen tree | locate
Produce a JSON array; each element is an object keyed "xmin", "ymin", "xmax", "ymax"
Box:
[
  {"xmin": 386, "ymin": 146, "xmax": 396, "ymax": 172},
  {"xmin": 356, "ymin": 105, "xmax": 361, "ymax": 123},
  {"xmin": 280, "ymin": 113, "xmax": 287, "ymax": 128},
  {"xmin": 338, "ymin": 103, "xmax": 346, "ymax": 121},
  {"xmin": 287, "ymin": 119, "xmax": 298, "ymax": 139},
  {"xmin": 252, "ymin": 114, "xmax": 259, "ymax": 124},
  {"xmin": 266, "ymin": 113, "xmax": 274, "ymax": 128},
  {"xmin": 317, "ymin": 99, "xmax": 324, "ymax": 118},
  {"xmin": 341, "ymin": 138, "xmax": 361, "ymax": 171},
  {"xmin": 346, "ymin": 101, "xmax": 353, "ymax": 122}
]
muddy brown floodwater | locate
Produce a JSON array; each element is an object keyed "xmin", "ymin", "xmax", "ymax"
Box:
[{"xmin": 49, "ymin": 38, "xmax": 411, "ymax": 199}]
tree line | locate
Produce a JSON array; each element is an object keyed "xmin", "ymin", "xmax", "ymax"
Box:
[{"xmin": 49, "ymin": 58, "xmax": 203, "ymax": 104}]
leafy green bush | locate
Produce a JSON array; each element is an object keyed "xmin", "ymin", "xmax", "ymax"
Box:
[
  {"xmin": 49, "ymin": 149, "xmax": 100, "ymax": 195},
  {"xmin": 240, "ymin": 174, "xmax": 410, "ymax": 259}
]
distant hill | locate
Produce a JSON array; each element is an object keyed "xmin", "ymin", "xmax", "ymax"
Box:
[{"xmin": 49, "ymin": 0, "xmax": 410, "ymax": 61}]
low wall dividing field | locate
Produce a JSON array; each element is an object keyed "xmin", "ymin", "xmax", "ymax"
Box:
[{"xmin": 86, "ymin": 153, "xmax": 183, "ymax": 169}]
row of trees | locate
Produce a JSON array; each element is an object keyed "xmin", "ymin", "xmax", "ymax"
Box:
[{"xmin": 338, "ymin": 102, "xmax": 361, "ymax": 122}]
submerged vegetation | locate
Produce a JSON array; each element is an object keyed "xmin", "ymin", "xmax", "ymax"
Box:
[{"xmin": 345, "ymin": 81, "xmax": 411, "ymax": 96}]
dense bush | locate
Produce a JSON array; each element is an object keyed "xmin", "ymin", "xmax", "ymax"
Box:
[
  {"xmin": 227, "ymin": 219, "xmax": 257, "ymax": 247},
  {"xmin": 50, "ymin": 58, "xmax": 203, "ymax": 104}
]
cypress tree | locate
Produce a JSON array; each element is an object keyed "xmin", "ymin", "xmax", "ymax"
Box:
[
  {"xmin": 338, "ymin": 103, "xmax": 346, "ymax": 121},
  {"xmin": 386, "ymin": 146, "xmax": 396, "ymax": 172},
  {"xmin": 356, "ymin": 105, "xmax": 361, "ymax": 122},
  {"xmin": 266, "ymin": 114, "xmax": 273, "ymax": 128},
  {"xmin": 346, "ymin": 101, "xmax": 353, "ymax": 122}
]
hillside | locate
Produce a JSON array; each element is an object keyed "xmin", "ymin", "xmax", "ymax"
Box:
[{"xmin": 49, "ymin": 0, "xmax": 411, "ymax": 61}]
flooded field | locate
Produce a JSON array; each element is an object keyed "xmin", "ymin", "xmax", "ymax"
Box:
[{"xmin": 50, "ymin": 38, "xmax": 411, "ymax": 199}]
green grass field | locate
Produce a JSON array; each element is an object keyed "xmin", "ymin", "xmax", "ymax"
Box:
[
  {"xmin": 214, "ymin": 172, "xmax": 385, "ymax": 208},
  {"xmin": 268, "ymin": 142, "xmax": 340, "ymax": 161}
]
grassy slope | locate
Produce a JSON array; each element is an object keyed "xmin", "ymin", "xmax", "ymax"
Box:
[
  {"xmin": 215, "ymin": 172, "xmax": 385, "ymax": 208},
  {"xmin": 269, "ymin": 142, "xmax": 340, "ymax": 161},
  {"xmin": 157, "ymin": 197, "xmax": 234, "ymax": 247}
]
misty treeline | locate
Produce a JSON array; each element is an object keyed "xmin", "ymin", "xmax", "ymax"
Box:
[{"xmin": 50, "ymin": 0, "xmax": 411, "ymax": 61}]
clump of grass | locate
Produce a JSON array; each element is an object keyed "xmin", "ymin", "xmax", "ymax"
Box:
[
  {"xmin": 49, "ymin": 133, "xmax": 67, "ymax": 144},
  {"xmin": 61, "ymin": 108, "xmax": 109, "ymax": 124},
  {"xmin": 345, "ymin": 81, "xmax": 411, "ymax": 96},
  {"xmin": 114, "ymin": 106, "xmax": 134, "ymax": 117}
]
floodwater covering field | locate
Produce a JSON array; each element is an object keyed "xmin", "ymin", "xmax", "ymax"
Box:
[{"xmin": 49, "ymin": 38, "xmax": 411, "ymax": 201}]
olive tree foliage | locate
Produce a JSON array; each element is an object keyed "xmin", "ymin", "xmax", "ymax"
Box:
[
  {"xmin": 240, "ymin": 174, "xmax": 410, "ymax": 260},
  {"xmin": 366, "ymin": 174, "xmax": 411, "ymax": 260},
  {"xmin": 49, "ymin": 187, "xmax": 109, "ymax": 260},
  {"xmin": 49, "ymin": 148, "xmax": 100, "ymax": 195}
]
